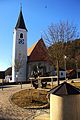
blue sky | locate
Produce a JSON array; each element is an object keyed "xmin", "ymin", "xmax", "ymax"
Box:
[{"xmin": 0, "ymin": 0, "xmax": 80, "ymax": 71}]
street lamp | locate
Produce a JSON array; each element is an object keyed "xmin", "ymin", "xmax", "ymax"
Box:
[{"xmin": 64, "ymin": 55, "xmax": 67, "ymax": 81}]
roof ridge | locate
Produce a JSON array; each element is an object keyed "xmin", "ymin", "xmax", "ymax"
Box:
[
  {"xmin": 27, "ymin": 42, "xmax": 37, "ymax": 56},
  {"xmin": 27, "ymin": 39, "xmax": 44, "ymax": 56},
  {"xmin": 52, "ymin": 83, "xmax": 63, "ymax": 94}
]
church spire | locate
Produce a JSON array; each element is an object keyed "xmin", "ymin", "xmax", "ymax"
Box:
[
  {"xmin": 20, "ymin": 0, "xmax": 22, "ymax": 11},
  {"xmin": 15, "ymin": 6, "xmax": 27, "ymax": 31}
]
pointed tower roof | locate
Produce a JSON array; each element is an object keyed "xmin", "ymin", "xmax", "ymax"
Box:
[
  {"xmin": 15, "ymin": 8, "xmax": 27, "ymax": 31},
  {"xmin": 49, "ymin": 82, "xmax": 80, "ymax": 95}
]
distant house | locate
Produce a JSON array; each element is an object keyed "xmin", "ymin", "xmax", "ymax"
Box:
[
  {"xmin": 54, "ymin": 68, "xmax": 66, "ymax": 79},
  {"xmin": 59, "ymin": 68, "xmax": 66, "ymax": 79},
  {"xmin": 0, "ymin": 71, "xmax": 5, "ymax": 83},
  {"xmin": 5, "ymin": 67, "xmax": 12, "ymax": 82},
  {"xmin": 67, "ymin": 69, "xmax": 80, "ymax": 79}
]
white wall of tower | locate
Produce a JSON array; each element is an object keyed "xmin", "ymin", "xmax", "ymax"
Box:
[{"xmin": 12, "ymin": 28, "xmax": 27, "ymax": 82}]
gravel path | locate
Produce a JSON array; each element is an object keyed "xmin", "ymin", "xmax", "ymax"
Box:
[{"xmin": 0, "ymin": 84, "xmax": 50, "ymax": 120}]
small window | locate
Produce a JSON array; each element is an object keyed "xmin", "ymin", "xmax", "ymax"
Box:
[
  {"xmin": 20, "ymin": 33, "xmax": 23, "ymax": 38},
  {"xmin": 61, "ymin": 72, "xmax": 63, "ymax": 76}
]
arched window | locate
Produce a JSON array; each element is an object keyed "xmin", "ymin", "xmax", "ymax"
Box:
[{"xmin": 20, "ymin": 33, "xmax": 23, "ymax": 39}]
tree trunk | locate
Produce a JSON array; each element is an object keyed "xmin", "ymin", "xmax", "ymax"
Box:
[{"xmin": 57, "ymin": 60, "xmax": 59, "ymax": 86}]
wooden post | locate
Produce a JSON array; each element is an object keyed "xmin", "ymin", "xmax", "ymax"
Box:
[
  {"xmin": 38, "ymin": 76, "xmax": 41, "ymax": 88},
  {"xmin": 31, "ymin": 79, "xmax": 32, "ymax": 87},
  {"xmin": 21, "ymin": 81, "xmax": 22, "ymax": 89},
  {"xmin": 30, "ymin": 89, "xmax": 33, "ymax": 102},
  {"xmin": 51, "ymin": 77, "xmax": 53, "ymax": 88}
]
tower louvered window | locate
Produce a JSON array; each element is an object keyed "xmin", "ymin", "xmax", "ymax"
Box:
[{"xmin": 20, "ymin": 33, "xmax": 23, "ymax": 38}]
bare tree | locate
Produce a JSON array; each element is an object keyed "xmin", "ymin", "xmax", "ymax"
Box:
[
  {"xmin": 13, "ymin": 55, "xmax": 25, "ymax": 88},
  {"xmin": 44, "ymin": 21, "xmax": 79, "ymax": 85},
  {"xmin": 15, "ymin": 57, "xmax": 25, "ymax": 73}
]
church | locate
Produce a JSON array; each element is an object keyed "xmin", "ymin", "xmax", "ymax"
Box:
[
  {"xmin": 4, "ymin": 8, "xmax": 53, "ymax": 83},
  {"xmin": 4, "ymin": 7, "xmax": 67, "ymax": 83}
]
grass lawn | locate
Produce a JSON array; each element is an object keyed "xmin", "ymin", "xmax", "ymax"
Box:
[
  {"xmin": 70, "ymin": 82, "xmax": 80, "ymax": 89},
  {"xmin": 11, "ymin": 89, "xmax": 48, "ymax": 108},
  {"xmin": 11, "ymin": 81, "xmax": 80, "ymax": 109}
]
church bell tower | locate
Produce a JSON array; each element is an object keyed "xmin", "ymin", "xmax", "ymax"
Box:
[{"xmin": 12, "ymin": 7, "xmax": 27, "ymax": 82}]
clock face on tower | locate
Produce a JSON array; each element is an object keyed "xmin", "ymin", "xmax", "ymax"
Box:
[
  {"xmin": 18, "ymin": 33, "xmax": 24, "ymax": 44},
  {"xmin": 18, "ymin": 39, "xmax": 24, "ymax": 44}
]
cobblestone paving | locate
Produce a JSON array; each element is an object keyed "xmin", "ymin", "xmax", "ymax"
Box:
[{"xmin": 0, "ymin": 84, "xmax": 50, "ymax": 120}]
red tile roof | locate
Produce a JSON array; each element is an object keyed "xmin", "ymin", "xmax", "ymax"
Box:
[
  {"xmin": 27, "ymin": 43, "xmax": 37, "ymax": 56},
  {"xmin": 27, "ymin": 38, "xmax": 49, "ymax": 62}
]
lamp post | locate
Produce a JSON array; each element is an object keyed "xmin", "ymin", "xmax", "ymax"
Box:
[{"xmin": 64, "ymin": 55, "xmax": 67, "ymax": 81}]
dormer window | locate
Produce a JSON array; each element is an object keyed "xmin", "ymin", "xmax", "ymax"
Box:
[{"xmin": 20, "ymin": 33, "xmax": 23, "ymax": 39}]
